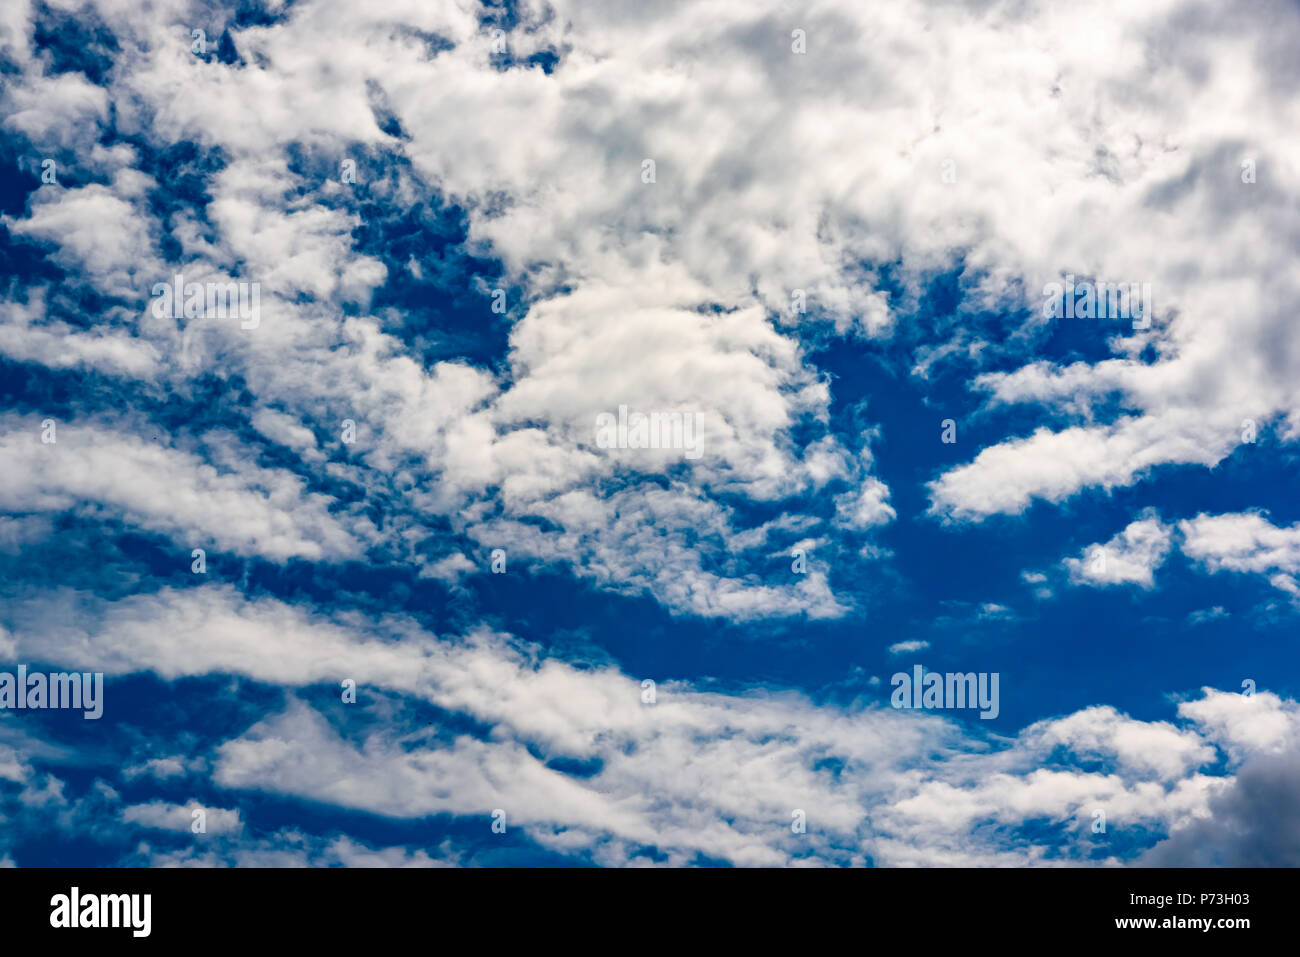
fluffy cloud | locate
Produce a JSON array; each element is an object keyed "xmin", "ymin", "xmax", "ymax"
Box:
[
  {"xmin": 7, "ymin": 0, "xmax": 1296, "ymax": 611},
  {"xmin": 121, "ymin": 800, "xmax": 242, "ymax": 836},
  {"xmin": 0, "ymin": 415, "xmax": 375, "ymax": 562},
  {"xmin": 5, "ymin": 584, "xmax": 1293, "ymax": 866},
  {"xmin": 3, "ymin": 0, "xmax": 1299, "ymax": 867},
  {"xmin": 1063, "ymin": 512, "xmax": 1174, "ymax": 588},
  {"xmin": 1180, "ymin": 512, "xmax": 1300, "ymax": 596}
]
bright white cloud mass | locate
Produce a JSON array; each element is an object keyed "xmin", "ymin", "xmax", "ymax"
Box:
[{"xmin": 0, "ymin": 0, "xmax": 1297, "ymax": 867}]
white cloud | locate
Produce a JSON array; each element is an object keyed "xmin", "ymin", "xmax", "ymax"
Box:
[
  {"xmin": 1179, "ymin": 512, "xmax": 1300, "ymax": 595},
  {"xmin": 133, "ymin": 831, "xmax": 463, "ymax": 868},
  {"xmin": 1063, "ymin": 512, "xmax": 1173, "ymax": 588},
  {"xmin": 5, "ymin": 0, "xmax": 1298, "ymax": 582},
  {"xmin": 2, "ymin": 0, "xmax": 1298, "ymax": 866},
  {"xmin": 1177, "ymin": 688, "xmax": 1298, "ymax": 759},
  {"xmin": 122, "ymin": 756, "xmax": 196, "ymax": 782},
  {"xmin": 0, "ymin": 415, "xmax": 374, "ymax": 562},
  {"xmin": 5, "ymin": 182, "xmax": 159, "ymax": 298},
  {"xmin": 888, "ymin": 640, "xmax": 929, "ymax": 656},
  {"xmin": 1187, "ymin": 605, "xmax": 1228, "ymax": 625},
  {"xmin": 1023, "ymin": 705, "xmax": 1214, "ymax": 781},
  {"xmin": 3, "ymin": 71, "xmax": 108, "ymax": 150},
  {"xmin": 7, "ymin": 584, "xmax": 1291, "ymax": 865},
  {"xmin": 121, "ymin": 801, "xmax": 242, "ymax": 836}
]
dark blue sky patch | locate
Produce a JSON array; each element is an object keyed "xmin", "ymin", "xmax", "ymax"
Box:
[{"xmin": 31, "ymin": 1, "xmax": 121, "ymax": 85}]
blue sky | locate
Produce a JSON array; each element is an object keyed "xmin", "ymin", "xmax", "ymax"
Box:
[{"xmin": 1, "ymin": 0, "xmax": 1299, "ymax": 867}]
